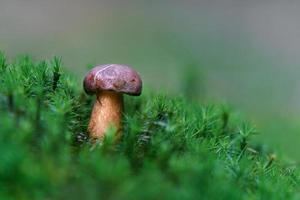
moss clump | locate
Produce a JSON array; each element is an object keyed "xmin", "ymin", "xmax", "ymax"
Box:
[{"xmin": 0, "ymin": 53, "xmax": 299, "ymax": 199}]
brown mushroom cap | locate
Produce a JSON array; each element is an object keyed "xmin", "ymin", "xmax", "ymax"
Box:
[{"xmin": 83, "ymin": 64, "xmax": 142, "ymax": 96}]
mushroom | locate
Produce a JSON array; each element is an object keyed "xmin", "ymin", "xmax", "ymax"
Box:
[{"xmin": 83, "ymin": 64, "xmax": 142, "ymax": 140}]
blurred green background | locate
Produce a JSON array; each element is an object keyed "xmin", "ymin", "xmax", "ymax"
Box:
[{"xmin": 1, "ymin": 0, "xmax": 300, "ymax": 161}]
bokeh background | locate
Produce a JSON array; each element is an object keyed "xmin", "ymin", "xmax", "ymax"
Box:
[{"xmin": 1, "ymin": 0, "xmax": 300, "ymax": 161}]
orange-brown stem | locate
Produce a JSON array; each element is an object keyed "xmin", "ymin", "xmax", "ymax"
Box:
[{"xmin": 88, "ymin": 91, "xmax": 123, "ymax": 140}]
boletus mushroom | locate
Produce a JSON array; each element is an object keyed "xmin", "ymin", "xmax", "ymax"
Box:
[{"xmin": 83, "ymin": 64, "xmax": 142, "ymax": 141}]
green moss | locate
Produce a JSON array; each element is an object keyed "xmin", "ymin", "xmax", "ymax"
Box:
[{"xmin": 0, "ymin": 52, "xmax": 299, "ymax": 199}]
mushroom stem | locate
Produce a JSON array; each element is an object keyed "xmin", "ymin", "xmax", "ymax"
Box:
[{"xmin": 88, "ymin": 91, "xmax": 123, "ymax": 140}]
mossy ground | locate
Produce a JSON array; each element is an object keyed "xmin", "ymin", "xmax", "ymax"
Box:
[{"xmin": 0, "ymin": 53, "xmax": 299, "ymax": 199}]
